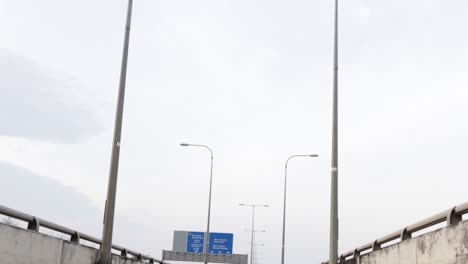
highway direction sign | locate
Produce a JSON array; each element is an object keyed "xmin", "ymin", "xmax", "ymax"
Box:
[
  {"xmin": 209, "ymin": 233, "xmax": 233, "ymax": 255},
  {"xmin": 186, "ymin": 231, "xmax": 205, "ymax": 253}
]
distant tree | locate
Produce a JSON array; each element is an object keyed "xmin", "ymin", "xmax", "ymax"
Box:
[{"xmin": 1, "ymin": 217, "xmax": 19, "ymax": 227}]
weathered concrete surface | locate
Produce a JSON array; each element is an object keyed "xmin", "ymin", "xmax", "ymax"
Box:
[
  {"xmin": 346, "ymin": 220, "xmax": 468, "ymax": 264},
  {"xmin": 0, "ymin": 223, "xmax": 147, "ymax": 264}
]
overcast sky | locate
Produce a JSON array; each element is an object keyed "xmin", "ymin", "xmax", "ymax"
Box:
[{"xmin": 1, "ymin": 0, "xmax": 467, "ymax": 263}]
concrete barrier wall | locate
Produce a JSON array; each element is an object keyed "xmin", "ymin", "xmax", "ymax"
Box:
[
  {"xmin": 346, "ymin": 220, "xmax": 468, "ymax": 264},
  {"xmin": 0, "ymin": 223, "xmax": 147, "ymax": 264}
]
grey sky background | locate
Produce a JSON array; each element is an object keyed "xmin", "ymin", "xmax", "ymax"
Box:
[{"xmin": 0, "ymin": 0, "xmax": 467, "ymax": 263}]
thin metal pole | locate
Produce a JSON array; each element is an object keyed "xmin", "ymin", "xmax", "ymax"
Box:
[
  {"xmin": 281, "ymin": 163, "xmax": 288, "ymax": 264},
  {"xmin": 253, "ymin": 240, "xmax": 256, "ymax": 264},
  {"xmin": 204, "ymin": 148, "xmax": 214, "ymax": 264},
  {"xmin": 239, "ymin": 203, "xmax": 267, "ymax": 264},
  {"xmin": 250, "ymin": 206, "xmax": 255, "ymax": 264},
  {"xmin": 99, "ymin": 1, "xmax": 133, "ymax": 264},
  {"xmin": 281, "ymin": 155, "xmax": 318, "ymax": 264},
  {"xmin": 180, "ymin": 143, "xmax": 214, "ymax": 264},
  {"xmin": 329, "ymin": 0, "xmax": 339, "ymax": 263}
]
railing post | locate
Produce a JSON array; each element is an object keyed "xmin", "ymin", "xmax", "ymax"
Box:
[
  {"xmin": 400, "ymin": 228, "xmax": 411, "ymax": 241},
  {"xmin": 27, "ymin": 217, "xmax": 40, "ymax": 232},
  {"xmin": 339, "ymin": 255, "xmax": 346, "ymax": 263},
  {"xmin": 121, "ymin": 249, "xmax": 128, "ymax": 258},
  {"xmin": 353, "ymin": 249, "xmax": 360, "ymax": 264},
  {"xmin": 447, "ymin": 207, "xmax": 462, "ymax": 226},
  {"xmin": 71, "ymin": 231, "xmax": 81, "ymax": 243},
  {"xmin": 372, "ymin": 240, "xmax": 381, "ymax": 251}
]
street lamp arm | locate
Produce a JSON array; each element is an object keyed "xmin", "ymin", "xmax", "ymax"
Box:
[
  {"xmin": 239, "ymin": 204, "xmax": 269, "ymax": 208},
  {"xmin": 244, "ymin": 230, "xmax": 267, "ymax": 232},
  {"xmin": 180, "ymin": 143, "xmax": 213, "ymax": 159},
  {"xmin": 286, "ymin": 154, "xmax": 319, "ymax": 167}
]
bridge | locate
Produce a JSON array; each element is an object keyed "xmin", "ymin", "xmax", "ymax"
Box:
[
  {"xmin": 1, "ymin": 202, "xmax": 467, "ymax": 264},
  {"xmin": 323, "ymin": 201, "xmax": 468, "ymax": 264},
  {"xmin": 0, "ymin": 205, "xmax": 162, "ymax": 264}
]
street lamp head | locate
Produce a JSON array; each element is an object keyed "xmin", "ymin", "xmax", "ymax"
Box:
[
  {"xmin": 180, "ymin": 143, "xmax": 190, "ymax": 147},
  {"xmin": 309, "ymin": 154, "xmax": 319, "ymax": 157}
]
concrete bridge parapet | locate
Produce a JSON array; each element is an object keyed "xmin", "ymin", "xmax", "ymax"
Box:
[{"xmin": 0, "ymin": 222, "xmax": 148, "ymax": 264}]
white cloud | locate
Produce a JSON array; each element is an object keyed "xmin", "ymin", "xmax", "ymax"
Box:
[{"xmin": 0, "ymin": 50, "xmax": 101, "ymax": 142}]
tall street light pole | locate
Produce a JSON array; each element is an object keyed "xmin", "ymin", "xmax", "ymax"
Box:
[
  {"xmin": 329, "ymin": 0, "xmax": 339, "ymax": 263},
  {"xmin": 239, "ymin": 204, "xmax": 269, "ymax": 264},
  {"xmin": 99, "ymin": 1, "xmax": 134, "ymax": 263},
  {"xmin": 281, "ymin": 154, "xmax": 318, "ymax": 264},
  {"xmin": 180, "ymin": 143, "xmax": 214, "ymax": 264},
  {"xmin": 249, "ymin": 243, "xmax": 265, "ymax": 264},
  {"xmin": 245, "ymin": 228, "xmax": 266, "ymax": 259}
]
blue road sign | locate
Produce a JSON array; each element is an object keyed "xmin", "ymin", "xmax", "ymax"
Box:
[
  {"xmin": 187, "ymin": 232, "xmax": 205, "ymax": 253},
  {"xmin": 208, "ymin": 233, "xmax": 233, "ymax": 255}
]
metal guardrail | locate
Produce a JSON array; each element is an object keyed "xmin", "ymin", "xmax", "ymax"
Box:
[
  {"xmin": 0, "ymin": 205, "xmax": 164, "ymax": 264},
  {"xmin": 162, "ymin": 250, "xmax": 248, "ymax": 264},
  {"xmin": 322, "ymin": 201, "xmax": 468, "ymax": 263}
]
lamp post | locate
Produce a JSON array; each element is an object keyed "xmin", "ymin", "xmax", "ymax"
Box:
[
  {"xmin": 329, "ymin": 0, "xmax": 339, "ymax": 263},
  {"xmin": 281, "ymin": 154, "xmax": 318, "ymax": 264},
  {"xmin": 239, "ymin": 204, "xmax": 269, "ymax": 264},
  {"xmin": 180, "ymin": 143, "xmax": 214, "ymax": 264},
  {"xmin": 99, "ymin": 1, "xmax": 134, "ymax": 263},
  {"xmin": 249, "ymin": 243, "xmax": 265, "ymax": 264},
  {"xmin": 245, "ymin": 228, "xmax": 266, "ymax": 260}
]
